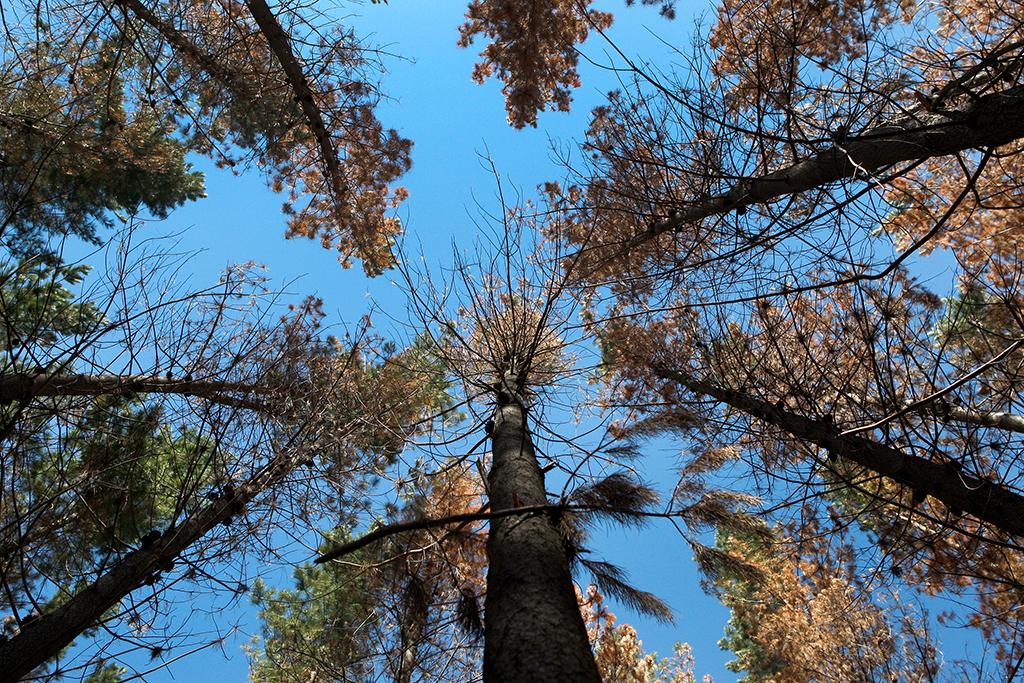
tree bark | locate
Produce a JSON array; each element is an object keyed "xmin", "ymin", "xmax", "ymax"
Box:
[
  {"xmin": 864, "ymin": 397, "xmax": 1024, "ymax": 435},
  {"xmin": 0, "ymin": 456, "xmax": 291, "ymax": 682},
  {"xmin": 0, "ymin": 372, "xmax": 267, "ymax": 408},
  {"xmin": 483, "ymin": 392, "xmax": 601, "ymax": 683},
  {"xmin": 622, "ymin": 84, "xmax": 1024, "ymax": 253},
  {"xmin": 654, "ymin": 366, "xmax": 1024, "ymax": 538}
]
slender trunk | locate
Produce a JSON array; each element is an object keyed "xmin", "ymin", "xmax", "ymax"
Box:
[
  {"xmin": 0, "ymin": 455, "xmax": 293, "ymax": 682},
  {"xmin": 626, "ymin": 83, "xmax": 1024, "ymax": 251},
  {"xmin": 243, "ymin": 0, "xmax": 347, "ymax": 203},
  {"xmin": 483, "ymin": 392, "xmax": 601, "ymax": 682},
  {"xmin": 0, "ymin": 372, "xmax": 267, "ymax": 408},
  {"xmin": 656, "ymin": 366, "xmax": 1024, "ymax": 537}
]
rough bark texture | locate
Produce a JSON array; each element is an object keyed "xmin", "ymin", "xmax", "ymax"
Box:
[
  {"xmin": 656, "ymin": 366, "xmax": 1024, "ymax": 537},
  {"xmin": 483, "ymin": 395, "xmax": 601, "ymax": 683},
  {"xmin": 625, "ymin": 84, "xmax": 1024, "ymax": 252}
]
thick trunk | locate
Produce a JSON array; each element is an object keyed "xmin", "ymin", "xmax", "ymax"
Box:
[
  {"xmin": 656, "ymin": 366, "xmax": 1024, "ymax": 537},
  {"xmin": 483, "ymin": 398, "xmax": 601, "ymax": 683},
  {"xmin": 0, "ymin": 459, "xmax": 288, "ymax": 682}
]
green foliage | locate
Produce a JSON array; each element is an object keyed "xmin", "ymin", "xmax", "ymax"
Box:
[
  {"xmin": 67, "ymin": 397, "xmax": 215, "ymax": 547},
  {"xmin": 83, "ymin": 664, "xmax": 127, "ymax": 683},
  {"xmin": 248, "ymin": 529, "xmax": 379, "ymax": 683},
  {"xmin": 20, "ymin": 394, "xmax": 220, "ymax": 561},
  {"xmin": 931, "ymin": 284, "xmax": 991, "ymax": 347},
  {"xmin": 0, "ymin": 36, "xmax": 205, "ymax": 256},
  {"xmin": 711, "ymin": 530, "xmax": 786, "ymax": 683},
  {"xmin": 0, "ymin": 257, "xmax": 104, "ymax": 358},
  {"xmin": 718, "ymin": 607, "xmax": 786, "ymax": 682}
]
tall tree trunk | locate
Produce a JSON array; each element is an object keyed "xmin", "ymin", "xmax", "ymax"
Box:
[
  {"xmin": 654, "ymin": 365, "xmax": 1024, "ymax": 537},
  {"xmin": 483, "ymin": 386, "xmax": 601, "ymax": 683}
]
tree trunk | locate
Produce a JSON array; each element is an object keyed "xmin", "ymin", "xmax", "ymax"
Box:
[
  {"xmin": 0, "ymin": 457, "xmax": 290, "ymax": 682},
  {"xmin": 655, "ymin": 365, "xmax": 1024, "ymax": 537},
  {"xmin": 483, "ymin": 394, "xmax": 601, "ymax": 683},
  {"xmin": 624, "ymin": 83, "xmax": 1024, "ymax": 252}
]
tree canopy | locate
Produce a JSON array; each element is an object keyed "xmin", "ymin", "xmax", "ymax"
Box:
[{"xmin": 2, "ymin": 0, "xmax": 1024, "ymax": 681}]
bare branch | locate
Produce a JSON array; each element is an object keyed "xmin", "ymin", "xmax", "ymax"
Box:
[{"xmin": 0, "ymin": 372, "xmax": 269, "ymax": 409}]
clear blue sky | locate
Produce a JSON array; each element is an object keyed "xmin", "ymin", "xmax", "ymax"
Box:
[{"xmin": 96, "ymin": 1, "xmax": 765, "ymax": 680}]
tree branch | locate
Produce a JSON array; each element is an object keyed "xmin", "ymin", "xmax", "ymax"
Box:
[
  {"xmin": 113, "ymin": 0, "xmax": 257, "ymax": 99},
  {"xmin": 243, "ymin": 0, "xmax": 347, "ymax": 204},
  {"xmin": 864, "ymin": 396, "xmax": 1024, "ymax": 435},
  {"xmin": 316, "ymin": 495, "xmax": 680, "ymax": 565},
  {"xmin": 844, "ymin": 338, "xmax": 1024, "ymax": 436},
  {"xmin": 314, "ymin": 503, "xmax": 551, "ymax": 565},
  {"xmin": 938, "ymin": 404, "xmax": 1024, "ymax": 434},
  {"xmin": 0, "ymin": 474, "xmax": 262, "ymax": 682}
]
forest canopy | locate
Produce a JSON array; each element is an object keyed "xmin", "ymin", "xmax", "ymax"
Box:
[{"xmin": 1, "ymin": 0, "xmax": 1023, "ymax": 681}]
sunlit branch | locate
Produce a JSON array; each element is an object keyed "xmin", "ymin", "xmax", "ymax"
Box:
[{"xmin": 844, "ymin": 338, "xmax": 1024, "ymax": 436}]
